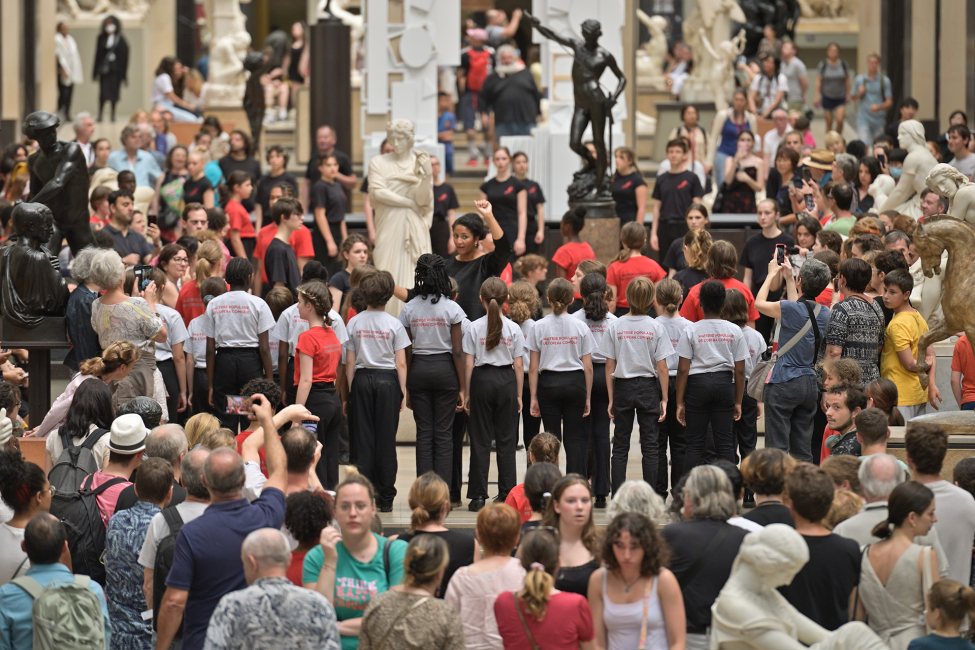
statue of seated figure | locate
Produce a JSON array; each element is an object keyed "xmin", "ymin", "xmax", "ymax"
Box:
[{"xmin": 0, "ymin": 203, "xmax": 70, "ymax": 328}]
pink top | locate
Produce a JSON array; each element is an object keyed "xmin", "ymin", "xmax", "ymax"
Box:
[
  {"xmin": 444, "ymin": 558, "xmax": 527, "ymax": 650},
  {"xmin": 495, "ymin": 590, "xmax": 594, "ymax": 650},
  {"xmin": 34, "ymin": 373, "xmax": 99, "ymax": 439},
  {"xmin": 88, "ymin": 471, "xmax": 132, "ymax": 527},
  {"xmin": 803, "ymin": 131, "xmax": 816, "ymax": 147}
]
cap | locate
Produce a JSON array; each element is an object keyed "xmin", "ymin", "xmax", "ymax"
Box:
[
  {"xmin": 108, "ymin": 413, "xmax": 149, "ymax": 454},
  {"xmin": 466, "ymin": 28, "xmax": 488, "ymax": 42},
  {"xmin": 801, "ymin": 149, "xmax": 835, "ymax": 171},
  {"xmin": 22, "ymin": 111, "xmax": 60, "ymax": 138}
]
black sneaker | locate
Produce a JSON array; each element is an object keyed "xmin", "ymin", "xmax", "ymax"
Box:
[
  {"xmin": 594, "ymin": 496, "xmax": 607, "ymax": 509},
  {"xmin": 378, "ymin": 503, "xmax": 393, "ymax": 513},
  {"xmin": 468, "ymin": 498, "xmax": 486, "ymax": 512}
]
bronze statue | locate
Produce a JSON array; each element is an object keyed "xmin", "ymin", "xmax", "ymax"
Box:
[
  {"xmin": 525, "ymin": 12, "xmax": 626, "ymax": 200},
  {"xmin": 24, "ymin": 111, "xmax": 95, "ymax": 255},
  {"xmin": 243, "ymin": 51, "xmax": 267, "ymax": 149},
  {"xmin": 0, "ymin": 203, "xmax": 69, "ymax": 328},
  {"xmin": 912, "ymin": 216, "xmax": 975, "ymax": 389}
]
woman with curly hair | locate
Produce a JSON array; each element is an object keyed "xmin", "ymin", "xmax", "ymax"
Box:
[
  {"xmin": 283, "ymin": 490, "xmax": 333, "ymax": 586},
  {"xmin": 589, "ymin": 512, "xmax": 685, "ymax": 650},
  {"xmin": 542, "ymin": 474, "xmax": 601, "ymax": 597},
  {"xmin": 0, "ymin": 446, "xmax": 51, "ymax": 584}
]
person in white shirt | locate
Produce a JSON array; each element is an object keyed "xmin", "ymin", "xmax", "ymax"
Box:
[
  {"xmin": 947, "ymin": 124, "xmax": 975, "ymax": 180},
  {"xmin": 73, "ymin": 113, "xmax": 96, "ymax": 167},
  {"xmin": 779, "ymin": 41, "xmax": 809, "ymax": 113},
  {"xmin": 527, "ymin": 278, "xmax": 594, "ymax": 477},
  {"xmin": 56, "ymin": 23, "xmax": 84, "ymax": 121},
  {"xmin": 575, "ymin": 274, "xmax": 617, "ymax": 506},
  {"xmin": 204, "ymin": 258, "xmax": 276, "ymax": 430},
  {"xmin": 675, "ymin": 280, "xmax": 747, "ymax": 473},
  {"xmin": 344, "ymin": 271, "xmax": 411, "ymax": 512},
  {"xmin": 762, "ymin": 109, "xmax": 793, "ymax": 168},
  {"xmin": 652, "ymin": 278, "xmax": 691, "ymax": 499},
  {"xmin": 600, "ymin": 277, "xmax": 674, "ymax": 495},
  {"xmin": 151, "ymin": 57, "xmax": 202, "ymax": 123},
  {"xmin": 507, "ymin": 281, "xmax": 540, "ymax": 455},
  {"xmin": 722, "ymin": 289, "xmax": 765, "ymax": 466},
  {"xmin": 151, "ymin": 269, "xmax": 189, "ymax": 420},
  {"xmin": 749, "ymin": 55, "xmax": 788, "ymax": 119},
  {"xmin": 399, "ymin": 255, "xmax": 466, "ymax": 486},
  {"xmin": 463, "ymin": 277, "xmax": 525, "ymax": 512}
]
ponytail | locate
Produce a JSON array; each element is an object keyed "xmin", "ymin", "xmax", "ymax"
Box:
[
  {"xmin": 196, "ymin": 240, "xmax": 224, "ymax": 281},
  {"xmin": 507, "ymin": 281, "xmax": 537, "ymax": 325},
  {"xmin": 218, "ymin": 170, "xmax": 250, "ymax": 206},
  {"xmin": 655, "ymin": 278, "xmax": 683, "ymax": 314},
  {"xmin": 518, "ymin": 528, "xmax": 560, "ymax": 621},
  {"xmin": 928, "ymin": 578, "xmax": 975, "ymax": 625},
  {"xmin": 580, "ymin": 273, "xmax": 609, "ymax": 321},
  {"xmin": 870, "ymin": 518, "xmax": 894, "ymax": 540},
  {"xmin": 407, "ymin": 471, "xmax": 449, "ymax": 533},
  {"xmin": 546, "ymin": 278, "xmax": 573, "ymax": 315},
  {"xmin": 614, "ymin": 222, "xmax": 647, "ymax": 263},
  {"xmin": 480, "ymin": 277, "xmax": 508, "ymax": 351},
  {"xmin": 79, "ymin": 341, "xmax": 141, "ymax": 377}
]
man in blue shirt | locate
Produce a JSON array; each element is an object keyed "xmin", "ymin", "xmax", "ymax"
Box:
[
  {"xmin": 108, "ymin": 123, "xmax": 162, "ymax": 188},
  {"xmin": 156, "ymin": 395, "xmax": 297, "ymax": 650},
  {"xmin": 0, "ymin": 514, "xmax": 112, "ymax": 650},
  {"xmin": 851, "ymin": 53, "xmax": 893, "ymax": 146}
]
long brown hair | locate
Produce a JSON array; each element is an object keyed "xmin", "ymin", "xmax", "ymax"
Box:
[
  {"xmin": 542, "ymin": 474, "xmax": 600, "ymax": 554},
  {"xmin": 684, "ymin": 229, "xmax": 712, "ymax": 271},
  {"xmin": 614, "ymin": 222, "xmax": 647, "ymax": 262},
  {"xmin": 480, "ymin": 277, "xmax": 509, "ymax": 351},
  {"xmin": 407, "ymin": 471, "xmax": 449, "ymax": 533},
  {"xmin": 507, "ymin": 281, "xmax": 537, "ymax": 325},
  {"xmin": 546, "ymin": 278, "xmax": 573, "ymax": 315},
  {"xmin": 79, "ymin": 341, "xmax": 141, "ymax": 377},
  {"xmin": 195, "ymin": 240, "xmax": 224, "ymax": 282}
]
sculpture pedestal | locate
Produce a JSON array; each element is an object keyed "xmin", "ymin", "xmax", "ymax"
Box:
[
  {"xmin": 0, "ymin": 317, "xmax": 70, "ymax": 427},
  {"xmin": 571, "ymin": 199, "xmax": 620, "ymax": 264}
]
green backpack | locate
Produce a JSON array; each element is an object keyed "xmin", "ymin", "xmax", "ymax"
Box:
[{"xmin": 10, "ymin": 574, "xmax": 107, "ymax": 650}]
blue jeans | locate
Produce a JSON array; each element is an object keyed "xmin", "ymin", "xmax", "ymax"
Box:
[
  {"xmin": 495, "ymin": 122, "xmax": 535, "ymax": 138},
  {"xmin": 763, "ymin": 373, "xmax": 819, "ymax": 462},
  {"xmin": 963, "ymin": 402, "xmax": 975, "ymax": 411},
  {"xmin": 156, "ymin": 98, "xmax": 202, "ymax": 123},
  {"xmin": 713, "ymin": 151, "xmax": 729, "ymax": 192}
]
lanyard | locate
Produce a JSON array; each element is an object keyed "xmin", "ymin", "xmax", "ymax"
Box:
[{"xmin": 637, "ymin": 576, "xmax": 655, "ymax": 649}]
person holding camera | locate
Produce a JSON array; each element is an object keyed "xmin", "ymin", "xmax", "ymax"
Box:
[{"xmin": 741, "ymin": 199, "xmax": 794, "ymax": 342}]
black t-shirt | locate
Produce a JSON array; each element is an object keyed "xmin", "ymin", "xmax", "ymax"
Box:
[
  {"xmin": 742, "ymin": 502, "xmax": 795, "ymax": 527},
  {"xmin": 878, "ymin": 300, "xmax": 894, "ymax": 327},
  {"xmin": 104, "ymin": 224, "xmax": 153, "ymax": 261},
  {"xmin": 114, "ymin": 480, "xmax": 186, "ymax": 513},
  {"xmin": 662, "ymin": 519, "xmax": 748, "ymax": 629},
  {"xmin": 611, "ymin": 172, "xmax": 647, "ymax": 223},
  {"xmin": 312, "ymin": 179, "xmax": 347, "ymax": 223},
  {"xmin": 218, "ymin": 155, "xmax": 262, "ymax": 212},
  {"xmin": 741, "ymin": 231, "xmax": 795, "ymax": 293},
  {"xmin": 398, "ymin": 529, "xmax": 476, "ymax": 598},
  {"xmin": 777, "ymin": 534, "xmax": 861, "ymax": 631},
  {"xmin": 521, "ymin": 179, "xmax": 545, "ymax": 220},
  {"xmin": 255, "ymin": 172, "xmax": 299, "ymax": 217},
  {"xmin": 305, "ymin": 149, "xmax": 354, "ymax": 198},
  {"xmin": 182, "ymin": 175, "xmax": 213, "ymax": 206},
  {"xmin": 264, "ymin": 237, "xmax": 301, "ymax": 298},
  {"xmin": 651, "ymin": 171, "xmax": 704, "ymax": 223},
  {"xmin": 673, "ymin": 267, "xmax": 710, "ymax": 302},
  {"xmin": 480, "ymin": 177, "xmax": 525, "ymax": 225},
  {"xmin": 663, "ymin": 237, "xmax": 687, "ymax": 272},
  {"xmin": 329, "ymin": 269, "xmax": 351, "ymax": 303},
  {"xmin": 446, "ymin": 235, "xmax": 511, "ymax": 319},
  {"xmin": 434, "ymin": 183, "xmax": 460, "ymax": 222}
]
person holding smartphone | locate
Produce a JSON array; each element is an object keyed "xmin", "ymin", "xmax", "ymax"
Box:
[{"xmin": 721, "ymin": 131, "xmax": 765, "ymax": 214}]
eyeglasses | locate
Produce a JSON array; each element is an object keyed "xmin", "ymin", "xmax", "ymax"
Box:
[
  {"xmin": 47, "ymin": 486, "xmax": 56, "ymax": 496},
  {"xmin": 172, "ymin": 257, "xmax": 189, "ymax": 264}
]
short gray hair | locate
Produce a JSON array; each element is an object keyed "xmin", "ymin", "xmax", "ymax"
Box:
[
  {"xmin": 73, "ymin": 112, "xmax": 93, "ymax": 132},
  {"xmin": 497, "ymin": 44, "xmax": 518, "ymax": 60},
  {"xmin": 797, "ymin": 258, "xmax": 832, "ymax": 299},
  {"xmin": 88, "ymin": 249, "xmax": 125, "ymax": 290},
  {"xmin": 203, "ymin": 448, "xmax": 245, "ymax": 496},
  {"xmin": 607, "ymin": 480, "xmax": 668, "ymax": 523},
  {"xmin": 147, "ymin": 424, "xmax": 188, "ymax": 468},
  {"xmin": 859, "ymin": 453, "xmax": 906, "ymax": 500},
  {"xmin": 685, "ymin": 465, "xmax": 737, "ymax": 521},
  {"xmin": 137, "ymin": 122, "xmax": 156, "ymax": 139},
  {"xmin": 242, "ymin": 528, "xmax": 291, "ymax": 568},
  {"xmin": 834, "ymin": 153, "xmax": 859, "ymax": 183},
  {"xmin": 120, "ymin": 124, "xmax": 141, "ymax": 143},
  {"xmin": 181, "ymin": 448, "xmax": 210, "ymax": 499},
  {"xmin": 68, "ymin": 246, "xmax": 100, "ymax": 283}
]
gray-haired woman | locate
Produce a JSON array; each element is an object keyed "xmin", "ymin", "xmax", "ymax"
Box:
[
  {"xmin": 64, "ymin": 246, "xmax": 104, "ymax": 373},
  {"xmin": 607, "ymin": 479, "xmax": 668, "ymax": 525},
  {"xmin": 755, "ymin": 256, "xmax": 832, "ymax": 463}
]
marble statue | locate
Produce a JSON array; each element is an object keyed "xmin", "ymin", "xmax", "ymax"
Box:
[
  {"xmin": 0, "ymin": 203, "xmax": 70, "ymax": 329},
  {"xmin": 58, "ymin": 0, "xmax": 149, "ymax": 21},
  {"xmin": 368, "ymin": 120, "xmax": 433, "ymax": 316},
  {"xmin": 912, "ymin": 216, "xmax": 975, "ymax": 389},
  {"xmin": 868, "ymin": 174, "xmax": 895, "ymax": 213},
  {"xmin": 698, "ymin": 28, "xmax": 747, "ymax": 112},
  {"xmin": 711, "ymin": 524, "xmax": 890, "ymax": 650},
  {"xmin": 636, "ymin": 11, "xmax": 669, "ymax": 91},
  {"xmin": 24, "ymin": 111, "xmax": 94, "ymax": 255},
  {"xmin": 881, "ymin": 121, "xmax": 939, "ymax": 218},
  {"xmin": 684, "ymin": 0, "xmax": 746, "ymax": 90},
  {"xmin": 526, "ymin": 12, "xmax": 626, "ymax": 200},
  {"xmin": 202, "ymin": 0, "xmax": 251, "ymax": 105},
  {"xmin": 926, "ymin": 163, "xmax": 975, "ymax": 228},
  {"xmin": 799, "ymin": 0, "xmax": 855, "ymax": 19},
  {"xmin": 243, "ymin": 52, "xmax": 267, "ymax": 145}
]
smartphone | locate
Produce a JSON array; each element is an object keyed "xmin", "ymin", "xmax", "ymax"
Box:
[
  {"xmin": 737, "ymin": 141, "xmax": 749, "ymax": 156},
  {"xmin": 878, "ymin": 153, "xmax": 886, "ymax": 166},
  {"xmin": 225, "ymin": 395, "xmax": 252, "ymax": 415},
  {"xmin": 802, "ymin": 167, "xmax": 812, "ymax": 184},
  {"xmin": 147, "ymin": 214, "xmax": 158, "ymax": 226},
  {"xmin": 133, "ymin": 264, "xmax": 153, "ymax": 291},
  {"xmin": 302, "ymin": 420, "xmax": 318, "ymax": 433},
  {"xmin": 775, "ymin": 244, "xmax": 786, "ymax": 265}
]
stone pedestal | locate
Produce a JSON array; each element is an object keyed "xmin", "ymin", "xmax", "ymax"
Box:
[
  {"xmin": 571, "ymin": 199, "xmax": 620, "ymax": 264},
  {"xmin": 0, "ymin": 317, "xmax": 70, "ymax": 427}
]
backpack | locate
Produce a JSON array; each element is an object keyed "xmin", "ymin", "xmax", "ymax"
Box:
[
  {"xmin": 49, "ymin": 473, "xmax": 127, "ymax": 585},
  {"xmin": 152, "ymin": 507, "xmax": 184, "ymax": 636},
  {"xmin": 11, "ymin": 574, "xmax": 107, "ymax": 650},
  {"xmin": 465, "ymin": 48, "xmax": 492, "ymax": 93},
  {"xmin": 48, "ymin": 427, "xmax": 111, "ymax": 496}
]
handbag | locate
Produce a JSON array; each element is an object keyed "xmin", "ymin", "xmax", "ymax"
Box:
[{"xmin": 747, "ymin": 301, "xmax": 821, "ymax": 401}]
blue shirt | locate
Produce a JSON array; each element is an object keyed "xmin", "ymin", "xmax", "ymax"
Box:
[
  {"xmin": 0, "ymin": 563, "xmax": 112, "ymax": 650},
  {"xmin": 438, "ymin": 111, "xmax": 456, "ymax": 154},
  {"xmin": 166, "ymin": 489, "xmax": 286, "ymax": 650},
  {"xmin": 106, "ymin": 500, "xmax": 160, "ymax": 650},
  {"xmin": 770, "ymin": 299, "xmax": 830, "ymax": 383},
  {"xmin": 853, "ymin": 73, "xmax": 893, "ymax": 128},
  {"xmin": 107, "ymin": 149, "xmax": 162, "ymax": 188}
]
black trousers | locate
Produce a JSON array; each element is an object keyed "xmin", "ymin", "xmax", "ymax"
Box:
[
  {"xmin": 586, "ymin": 363, "xmax": 611, "ymax": 497},
  {"xmin": 450, "ymin": 411, "xmax": 467, "ymax": 503},
  {"xmin": 656, "ymin": 377, "xmax": 686, "ymax": 497},
  {"xmin": 305, "ymin": 382, "xmax": 343, "ymax": 489},
  {"xmin": 58, "ymin": 81, "xmax": 74, "ymax": 119},
  {"xmin": 521, "ymin": 378, "xmax": 542, "ymax": 452},
  {"xmin": 312, "ymin": 222, "xmax": 345, "ymax": 276},
  {"xmin": 157, "ymin": 358, "xmax": 181, "ymax": 424},
  {"xmin": 652, "ymin": 220, "xmax": 689, "ymax": 262},
  {"xmin": 735, "ymin": 394, "xmax": 759, "ymax": 463},
  {"xmin": 349, "ymin": 368, "xmax": 402, "ymax": 506},
  {"xmin": 683, "ymin": 371, "xmax": 736, "ymax": 471},
  {"xmin": 611, "ymin": 376, "xmax": 661, "ymax": 494},
  {"xmin": 213, "ymin": 348, "xmax": 265, "ymax": 431},
  {"xmin": 468, "ymin": 365, "xmax": 518, "ymax": 500},
  {"xmin": 289, "ymin": 355, "xmax": 349, "ymax": 459},
  {"xmin": 191, "ymin": 368, "xmax": 210, "ymax": 417},
  {"xmin": 537, "ymin": 370, "xmax": 588, "ymax": 476},
  {"xmin": 408, "ymin": 353, "xmax": 458, "ymax": 485}
]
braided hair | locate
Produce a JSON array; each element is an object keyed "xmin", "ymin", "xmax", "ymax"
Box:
[
  {"xmin": 297, "ymin": 281, "xmax": 334, "ymax": 327},
  {"xmin": 413, "ymin": 254, "xmax": 452, "ymax": 304}
]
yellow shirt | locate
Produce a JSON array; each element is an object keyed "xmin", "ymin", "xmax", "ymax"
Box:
[{"xmin": 881, "ymin": 310, "xmax": 929, "ymax": 406}]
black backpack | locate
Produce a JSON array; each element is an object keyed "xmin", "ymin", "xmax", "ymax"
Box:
[
  {"xmin": 49, "ymin": 472, "xmax": 127, "ymax": 585},
  {"xmin": 48, "ymin": 428, "xmax": 111, "ymax": 496},
  {"xmin": 152, "ymin": 507, "xmax": 184, "ymax": 637}
]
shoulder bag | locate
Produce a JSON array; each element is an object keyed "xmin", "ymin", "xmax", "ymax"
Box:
[
  {"xmin": 375, "ymin": 595, "xmax": 431, "ymax": 650},
  {"xmin": 747, "ymin": 301, "xmax": 821, "ymax": 401}
]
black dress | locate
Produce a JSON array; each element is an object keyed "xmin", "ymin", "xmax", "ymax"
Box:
[
  {"xmin": 93, "ymin": 32, "xmax": 129, "ymax": 104},
  {"xmin": 433, "ymin": 183, "xmax": 459, "ymax": 259},
  {"xmin": 445, "ymin": 235, "xmax": 511, "ymax": 319},
  {"xmin": 555, "ymin": 559, "xmax": 599, "ymax": 597},
  {"xmin": 397, "ymin": 529, "xmax": 476, "ymax": 598},
  {"xmin": 722, "ymin": 166, "xmax": 759, "ymax": 214},
  {"xmin": 480, "ymin": 177, "xmax": 525, "ymax": 247}
]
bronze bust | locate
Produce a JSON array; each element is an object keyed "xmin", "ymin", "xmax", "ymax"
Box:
[{"xmin": 0, "ymin": 203, "xmax": 70, "ymax": 328}]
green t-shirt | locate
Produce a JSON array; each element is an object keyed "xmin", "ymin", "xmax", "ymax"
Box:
[
  {"xmin": 824, "ymin": 216, "xmax": 856, "ymax": 237},
  {"xmin": 302, "ymin": 533, "xmax": 407, "ymax": 650}
]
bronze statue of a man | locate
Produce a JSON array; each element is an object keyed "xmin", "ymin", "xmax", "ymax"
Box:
[
  {"xmin": 24, "ymin": 111, "xmax": 95, "ymax": 254},
  {"xmin": 0, "ymin": 203, "xmax": 69, "ymax": 328},
  {"xmin": 526, "ymin": 12, "xmax": 626, "ymax": 199}
]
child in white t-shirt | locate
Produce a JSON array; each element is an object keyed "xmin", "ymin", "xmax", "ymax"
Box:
[
  {"xmin": 599, "ymin": 276, "xmax": 674, "ymax": 495},
  {"xmin": 507, "ymin": 281, "xmax": 540, "ymax": 455},
  {"xmin": 203, "ymin": 257, "xmax": 276, "ymax": 430},
  {"xmin": 152, "ymin": 269, "xmax": 189, "ymax": 421},
  {"xmin": 399, "ymin": 254, "xmax": 466, "ymax": 485},
  {"xmin": 184, "ymin": 277, "xmax": 226, "ymax": 416},
  {"xmin": 722, "ymin": 288, "xmax": 766, "ymax": 464},
  {"xmin": 652, "ymin": 277, "xmax": 691, "ymax": 498},
  {"xmin": 675, "ymin": 280, "xmax": 748, "ymax": 472},
  {"xmin": 462, "ymin": 277, "xmax": 525, "ymax": 512},
  {"xmin": 575, "ymin": 272, "xmax": 617, "ymax": 505},
  {"xmin": 344, "ymin": 270, "xmax": 411, "ymax": 511}
]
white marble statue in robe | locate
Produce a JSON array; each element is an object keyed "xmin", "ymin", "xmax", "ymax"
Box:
[
  {"xmin": 368, "ymin": 119, "xmax": 433, "ymax": 316},
  {"xmin": 881, "ymin": 120, "xmax": 938, "ymax": 218}
]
